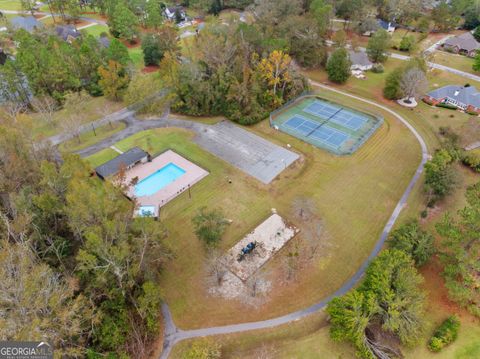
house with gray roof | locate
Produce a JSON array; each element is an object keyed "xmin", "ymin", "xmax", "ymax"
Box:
[
  {"xmin": 442, "ymin": 32, "xmax": 480, "ymax": 57},
  {"xmin": 349, "ymin": 50, "xmax": 373, "ymax": 71},
  {"xmin": 95, "ymin": 147, "xmax": 150, "ymax": 179},
  {"xmin": 423, "ymin": 85, "xmax": 480, "ymax": 114},
  {"xmin": 55, "ymin": 25, "xmax": 81, "ymax": 43},
  {"xmin": 11, "ymin": 16, "xmax": 44, "ymax": 33}
]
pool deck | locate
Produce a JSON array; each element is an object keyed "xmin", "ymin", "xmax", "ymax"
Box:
[{"xmin": 125, "ymin": 150, "xmax": 209, "ymax": 216}]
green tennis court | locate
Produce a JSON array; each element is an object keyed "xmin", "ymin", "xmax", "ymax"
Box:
[{"xmin": 270, "ymin": 96, "xmax": 383, "ymax": 155}]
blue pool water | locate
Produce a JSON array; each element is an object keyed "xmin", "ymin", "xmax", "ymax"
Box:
[{"xmin": 135, "ymin": 163, "xmax": 186, "ymax": 196}]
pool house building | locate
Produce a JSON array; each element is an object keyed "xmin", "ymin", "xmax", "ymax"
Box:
[{"xmin": 95, "ymin": 147, "xmax": 150, "ymax": 179}]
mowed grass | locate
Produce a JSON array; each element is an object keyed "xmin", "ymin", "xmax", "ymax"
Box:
[
  {"xmin": 29, "ymin": 96, "xmax": 124, "ymax": 140},
  {"xmin": 0, "ymin": 0, "xmax": 22, "ymax": 10},
  {"xmin": 432, "ymin": 51, "xmax": 477, "ymax": 75},
  {"xmin": 86, "ymin": 86, "xmax": 420, "ymax": 329},
  {"xmin": 81, "ymin": 24, "xmax": 109, "ymax": 37},
  {"xmin": 59, "ymin": 121, "xmax": 126, "ymax": 153}
]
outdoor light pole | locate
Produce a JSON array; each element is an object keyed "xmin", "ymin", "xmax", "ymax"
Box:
[
  {"xmin": 92, "ymin": 123, "xmax": 97, "ymax": 136},
  {"xmin": 188, "ymin": 184, "xmax": 191, "ymax": 199}
]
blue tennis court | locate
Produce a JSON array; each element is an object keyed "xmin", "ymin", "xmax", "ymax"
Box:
[
  {"xmin": 284, "ymin": 115, "xmax": 348, "ymax": 149},
  {"xmin": 304, "ymin": 100, "xmax": 367, "ymax": 131}
]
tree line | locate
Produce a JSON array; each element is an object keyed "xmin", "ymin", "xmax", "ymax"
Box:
[{"xmin": 0, "ymin": 122, "xmax": 169, "ymax": 358}]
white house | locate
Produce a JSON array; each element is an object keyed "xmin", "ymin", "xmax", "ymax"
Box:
[{"xmin": 349, "ymin": 50, "xmax": 373, "ymax": 71}]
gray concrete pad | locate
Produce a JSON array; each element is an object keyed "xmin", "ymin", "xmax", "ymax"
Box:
[{"xmin": 193, "ymin": 121, "xmax": 299, "ymax": 184}]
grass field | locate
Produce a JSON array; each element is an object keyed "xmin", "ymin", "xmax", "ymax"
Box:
[
  {"xmin": 29, "ymin": 96, "xmax": 124, "ymax": 139},
  {"xmin": 432, "ymin": 51, "xmax": 477, "ymax": 75},
  {"xmin": 87, "ymin": 86, "xmax": 420, "ymax": 330},
  {"xmin": 81, "ymin": 24, "xmax": 109, "ymax": 37},
  {"xmin": 59, "ymin": 121, "xmax": 126, "ymax": 153},
  {"xmin": 0, "ymin": 0, "xmax": 21, "ymax": 10}
]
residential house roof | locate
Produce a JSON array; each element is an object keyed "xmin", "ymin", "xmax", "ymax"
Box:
[
  {"xmin": 378, "ymin": 19, "xmax": 396, "ymax": 31},
  {"xmin": 95, "ymin": 147, "xmax": 149, "ymax": 179},
  {"xmin": 427, "ymin": 85, "xmax": 480, "ymax": 108},
  {"xmin": 349, "ymin": 50, "xmax": 373, "ymax": 67},
  {"xmin": 55, "ymin": 25, "xmax": 81, "ymax": 42},
  {"xmin": 11, "ymin": 16, "xmax": 44, "ymax": 33},
  {"xmin": 444, "ymin": 32, "xmax": 480, "ymax": 53}
]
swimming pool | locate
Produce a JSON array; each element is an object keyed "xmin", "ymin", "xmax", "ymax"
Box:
[{"xmin": 135, "ymin": 163, "xmax": 186, "ymax": 197}]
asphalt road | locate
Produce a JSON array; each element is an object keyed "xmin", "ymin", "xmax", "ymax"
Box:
[{"xmin": 157, "ymin": 82, "xmax": 429, "ymax": 359}]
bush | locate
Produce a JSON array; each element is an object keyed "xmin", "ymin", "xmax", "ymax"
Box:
[
  {"xmin": 326, "ymin": 48, "xmax": 351, "ymax": 84},
  {"xmin": 371, "ymin": 63, "xmax": 384, "ymax": 73},
  {"xmin": 399, "ymin": 35, "xmax": 416, "ymax": 52},
  {"xmin": 436, "ymin": 103, "xmax": 457, "ymax": 110},
  {"xmin": 185, "ymin": 339, "xmax": 222, "ymax": 359},
  {"xmin": 428, "ymin": 316, "xmax": 460, "ymax": 352},
  {"xmin": 462, "ymin": 152, "xmax": 480, "ymax": 172},
  {"xmin": 383, "ymin": 68, "xmax": 404, "ymax": 100}
]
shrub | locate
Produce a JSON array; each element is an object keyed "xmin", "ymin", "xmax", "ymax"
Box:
[
  {"xmin": 383, "ymin": 68, "xmax": 404, "ymax": 100},
  {"xmin": 399, "ymin": 35, "xmax": 416, "ymax": 52},
  {"xmin": 420, "ymin": 209, "xmax": 428, "ymax": 218},
  {"xmin": 436, "ymin": 103, "xmax": 457, "ymax": 110},
  {"xmin": 462, "ymin": 152, "xmax": 480, "ymax": 172},
  {"xmin": 428, "ymin": 316, "xmax": 460, "ymax": 352},
  {"xmin": 371, "ymin": 63, "xmax": 384, "ymax": 73}
]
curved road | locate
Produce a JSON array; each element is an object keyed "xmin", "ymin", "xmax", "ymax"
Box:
[{"xmin": 157, "ymin": 82, "xmax": 429, "ymax": 359}]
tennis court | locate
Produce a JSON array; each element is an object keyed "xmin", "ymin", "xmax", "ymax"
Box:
[
  {"xmin": 270, "ymin": 96, "xmax": 383, "ymax": 155},
  {"xmin": 283, "ymin": 115, "xmax": 349, "ymax": 150}
]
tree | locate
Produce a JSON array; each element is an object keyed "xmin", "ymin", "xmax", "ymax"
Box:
[
  {"xmin": 388, "ymin": 220, "xmax": 435, "ymax": 266},
  {"xmin": 110, "ymin": 1, "xmax": 139, "ymax": 42},
  {"xmin": 104, "ymin": 38, "xmax": 131, "ymax": 66},
  {"xmin": 326, "ymin": 48, "xmax": 351, "ymax": 84},
  {"xmin": 436, "ymin": 182, "xmax": 480, "ymax": 317},
  {"xmin": 327, "ymin": 250, "xmax": 426, "ymax": 358},
  {"xmin": 31, "ymin": 95, "xmax": 57, "ymax": 126},
  {"xmin": 473, "ymin": 26, "xmax": 480, "ymax": 42},
  {"xmin": 431, "ymin": 1, "xmax": 460, "ymax": 32},
  {"xmin": 20, "ymin": 0, "xmax": 36, "ymax": 15},
  {"xmin": 0, "ymin": 240, "xmax": 92, "ymax": 357},
  {"xmin": 424, "ymin": 149, "xmax": 456, "ymax": 204},
  {"xmin": 142, "ymin": 34, "xmax": 163, "ymax": 66},
  {"xmin": 123, "ymin": 73, "xmax": 164, "ymax": 114},
  {"xmin": 257, "ymin": 50, "xmax": 293, "ymax": 104},
  {"xmin": 399, "ymin": 34, "xmax": 416, "ymax": 52},
  {"xmin": 366, "ymin": 29, "xmax": 390, "ymax": 63},
  {"xmin": 383, "ymin": 67, "xmax": 404, "ymax": 100},
  {"xmin": 98, "ymin": 60, "xmax": 130, "ymax": 101},
  {"xmin": 145, "ymin": 0, "xmax": 163, "ymax": 29},
  {"xmin": 400, "ymin": 68, "xmax": 428, "ymax": 100},
  {"xmin": 61, "ymin": 91, "xmax": 91, "ymax": 142},
  {"xmin": 192, "ymin": 207, "xmax": 230, "ymax": 247},
  {"xmin": 309, "ymin": 0, "xmax": 332, "ymax": 36}
]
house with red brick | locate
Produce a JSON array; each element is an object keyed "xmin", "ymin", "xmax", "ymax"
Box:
[
  {"xmin": 423, "ymin": 85, "xmax": 480, "ymax": 114},
  {"xmin": 442, "ymin": 32, "xmax": 480, "ymax": 57}
]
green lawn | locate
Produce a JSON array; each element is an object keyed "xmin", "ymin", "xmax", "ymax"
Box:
[
  {"xmin": 86, "ymin": 84, "xmax": 420, "ymax": 330},
  {"xmin": 431, "ymin": 51, "xmax": 477, "ymax": 75},
  {"xmin": 29, "ymin": 96, "xmax": 124, "ymax": 140},
  {"xmin": 59, "ymin": 121, "xmax": 126, "ymax": 153},
  {"xmin": 128, "ymin": 46, "xmax": 144, "ymax": 69},
  {"xmin": 81, "ymin": 24, "xmax": 109, "ymax": 37},
  {"xmin": 0, "ymin": 0, "xmax": 22, "ymax": 11}
]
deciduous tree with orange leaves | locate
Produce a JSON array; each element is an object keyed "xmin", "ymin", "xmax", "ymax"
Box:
[{"xmin": 98, "ymin": 60, "xmax": 130, "ymax": 101}]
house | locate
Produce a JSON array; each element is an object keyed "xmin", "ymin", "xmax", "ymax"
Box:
[
  {"xmin": 378, "ymin": 19, "xmax": 396, "ymax": 33},
  {"xmin": 423, "ymin": 85, "xmax": 480, "ymax": 114},
  {"xmin": 95, "ymin": 147, "xmax": 150, "ymax": 180},
  {"xmin": 349, "ymin": 50, "xmax": 373, "ymax": 71},
  {"xmin": 10, "ymin": 16, "xmax": 44, "ymax": 33},
  {"xmin": 442, "ymin": 32, "xmax": 480, "ymax": 57},
  {"xmin": 164, "ymin": 6, "xmax": 186, "ymax": 21},
  {"xmin": 55, "ymin": 25, "xmax": 81, "ymax": 43}
]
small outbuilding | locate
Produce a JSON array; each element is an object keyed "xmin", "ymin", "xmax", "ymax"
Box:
[{"xmin": 95, "ymin": 147, "xmax": 150, "ymax": 180}]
